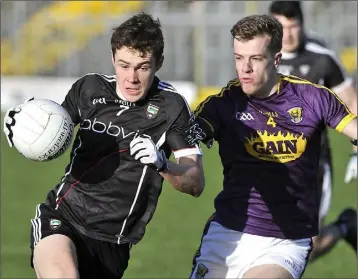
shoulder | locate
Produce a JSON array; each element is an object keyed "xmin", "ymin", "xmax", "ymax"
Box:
[
  {"xmin": 304, "ymin": 41, "xmax": 340, "ymax": 66},
  {"xmin": 194, "ymin": 78, "xmax": 240, "ymax": 114},
  {"xmin": 156, "ymin": 79, "xmax": 191, "ymax": 112},
  {"xmin": 75, "ymin": 73, "xmax": 116, "ymax": 87},
  {"xmin": 281, "ymin": 75, "xmax": 332, "ymax": 96},
  {"xmin": 305, "ymin": 34, "xmax": 327, "ymax": 48}
]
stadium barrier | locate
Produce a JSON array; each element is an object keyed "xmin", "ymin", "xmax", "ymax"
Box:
[
  {"xmin": 1, "ymin": 1, "xmax": 144, "ymax": 75},
  {"xmin": 0, "ymin": 76, "xmax": 203, "ymax": 112}
]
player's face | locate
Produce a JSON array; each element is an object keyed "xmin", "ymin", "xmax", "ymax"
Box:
[
  {"xmin": 233, "ymin": 35, "xmax": 281, "ymax": 96},
  {"xmin": 112, "ymin": 47, "xmax": 163, "ymax": 102},
  {"xmin": 272, "ymin": 14, "xmax": 303, "ymax": 53}
]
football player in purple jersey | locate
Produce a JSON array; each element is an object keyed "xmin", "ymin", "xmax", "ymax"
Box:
[
  {"xmin": 269, "ymin": 1, "xmax": 357, "ymax": 262},
  {"xmin": 187, "ymin": 14, "xmax": 357, "ymax": 279}
]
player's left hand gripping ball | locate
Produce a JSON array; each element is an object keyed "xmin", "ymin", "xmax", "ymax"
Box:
[
  {"xmin": 344, "ymin": 153, "xmax": 357, "ymax": 183},
  {"xmin": 3, "ymin": 97, "xmax": 34, "ymax": 147},
  {"xmin": 130, "ymin": 135, "xmax": 168, "ymax": 172}
]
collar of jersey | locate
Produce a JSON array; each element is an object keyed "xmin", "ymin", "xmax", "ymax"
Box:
[{"xmin": 281, "ymin": 51, "xmax": 298, "ymax": 59}]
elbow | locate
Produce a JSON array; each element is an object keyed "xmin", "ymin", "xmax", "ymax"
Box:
[
  {"xmin": 171, "ymin": 162, "xmax": 205, "ymax": 197},
  {"xmin": 190, "ymin": 172, "xmax": 205, "ymax": 198}
]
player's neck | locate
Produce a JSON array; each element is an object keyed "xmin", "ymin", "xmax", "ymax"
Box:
[
  {"xmin": 254, "ymin": 74, "xmax": 280, "ymax": 99},
  {"xmin": 116, "ymin": 83, "xmax": 129, "ymax": 101}
]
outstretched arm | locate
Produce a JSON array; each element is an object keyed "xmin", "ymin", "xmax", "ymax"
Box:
[
  {"xmin": 130, "ymin": 136, "xmax": 204, "ymax": 197},
  {"xmin": 160, "ymin": 154, "xmax": 204, "ymax": 197}
]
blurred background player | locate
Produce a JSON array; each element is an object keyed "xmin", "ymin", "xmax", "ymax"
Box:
[{"xmin": 269, "ymin": 1, "xmax": 357, "ymax": 260}]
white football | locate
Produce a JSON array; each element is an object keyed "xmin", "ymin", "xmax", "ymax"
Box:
[{"xmin": 11, "ymin": 99, "xmax": 74, "ymax": 161}]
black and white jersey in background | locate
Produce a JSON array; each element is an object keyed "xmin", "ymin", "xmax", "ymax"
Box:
[
  {"xmin": 45, "ymin": 74, "xmax": 202, "ymax": 245},
  {"xmin": 278, "ymin": 36, "xmax": 352, "ymax": 92},
  {"xmin": 278, "ymin": 36, "xmax": 353, "ymax": 164}
]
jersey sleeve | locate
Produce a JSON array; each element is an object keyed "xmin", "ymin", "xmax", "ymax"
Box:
[
  {"xmin": 61, "ymin": 79, "xmax": 83, "ymax": 125},
  {"xmin": 323, "ymin": 54, "xmax": 352, "ymax": 92},
  {"xmin": 312, "ymin": 86, "xmax": 356, "ymax": 132},
  {"xmin": 194, "ymin": 96, "xmax": 220, "ymax": 140},
  {"xmin": 165, "ymin": 94, "xmax": 203, "ymax": 160}
]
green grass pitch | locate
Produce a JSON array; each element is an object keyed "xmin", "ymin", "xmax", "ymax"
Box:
[{"xmin": 1, "ymin": 130, "xmax": 356, "ymax": 278}]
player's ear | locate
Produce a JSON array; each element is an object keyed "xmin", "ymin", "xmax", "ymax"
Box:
[
  {"xmin": 274, "ymin": 52, "xmax": 282, "ymax": 68},
  {"xmin": 111, "ymin": 50, "xmax": 116, "ymax": 67},
  {"xmin": 155, "ymin": 55, "xmax": 164, "ymax": 72}
]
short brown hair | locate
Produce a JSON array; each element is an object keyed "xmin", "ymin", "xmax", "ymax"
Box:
[
  {"xmin": 111, "ymin": 12, "xmax": 164, "ymax": 62},
  {"xmin": 230, "ymin": 15, "xmax": 283, "ymax": 54}
]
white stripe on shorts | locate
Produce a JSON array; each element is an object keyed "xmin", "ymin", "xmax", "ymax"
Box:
[{"xmin": 31, "ymin": 204, "xmax": 42, "ymax": 246}]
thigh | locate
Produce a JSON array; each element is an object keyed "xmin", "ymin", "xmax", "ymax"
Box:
[
  {"xmin": 243, "ymin": 238, "xmax": 313, "ymax": 279},
  {"xmin": 33, "ymin": 235, "xmax": 79, "ymax": 279},
  {"xmin": 243, "ymin": 264, "xmax": 293, "ymax": 279},
  {"xmin": 76, "ymin": 235, "xmax": 131, "ymax": 279},
  {"xmin": 30, "ymin": 204, "xmax": 79, "ymax": 278}
]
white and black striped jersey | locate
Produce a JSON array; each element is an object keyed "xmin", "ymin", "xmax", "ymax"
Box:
[
  {"xmin": 45, "ymin": 73, "xmax": 202, "ymax": 245},
  {"xmin": 278, "ymin": 37, "xmax": 352, "ymax": 91},
  {"xmin": 278, "ymin": 37, "xmax": 352, "ymax": 164}
]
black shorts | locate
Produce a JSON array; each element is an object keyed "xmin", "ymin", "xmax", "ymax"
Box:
[{"xmin": 30, "ymin": 203, "xmax": 130, "ymax": 279}]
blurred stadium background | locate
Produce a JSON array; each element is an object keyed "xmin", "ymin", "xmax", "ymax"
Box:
[{"xmin": 1, "ymin": 1, "xmax": 357, "ymax": 278}]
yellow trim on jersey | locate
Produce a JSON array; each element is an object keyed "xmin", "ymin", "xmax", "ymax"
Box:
[
  {"xmin": 200, "ymin": 116, "xmax": 215, "ymax": 133},
  {"xmin": 281, "ymin": 75, "xmax": 352, "ymax": 114},
  {"xmin": 335, "ymin": 114, "xmax": 357, "ymax": 133},
  {"xmin": 193, "ymin": 78, "xmax": 240, "ymax": 134},
  {"xmin": 277, "ymin": 75, "xmax": 283, "ymax": 94},
  {"xmin": 194, "ymin": 78, "xmax": 240, "ymax": 115}
]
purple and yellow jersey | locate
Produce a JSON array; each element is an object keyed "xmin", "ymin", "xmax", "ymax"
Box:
[{"xmin": 195, "ymin": 74, "xmax": 356, "ymax": 239}]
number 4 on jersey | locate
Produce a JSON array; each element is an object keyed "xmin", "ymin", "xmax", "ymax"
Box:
[
  {"xmin": 116, "ymin": 105, "xmax": 130, "ymax": 116},
  {"xmin": 267, "ymin": 116, "xmax": 277, "ymax": 128}
]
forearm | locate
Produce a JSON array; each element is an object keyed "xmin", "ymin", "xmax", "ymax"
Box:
[
  {"xmin": 337, "ymin": 85, "xmax": 357, "ymax": 115},
  {"xmin": 346, "ymin": 96, "xmax": 357, "ymax": 116},
  {"xmin": 159, "ymin": 159, "xmax": 204, "ymax": 197}
]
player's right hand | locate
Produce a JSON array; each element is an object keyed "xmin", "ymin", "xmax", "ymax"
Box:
[{"xmin": 3, "ymin": 97, "xmax": 34, "ymax": 147}]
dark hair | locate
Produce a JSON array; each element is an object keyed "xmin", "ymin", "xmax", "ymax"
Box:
[
  {"xmin": 230, "ymin": 15, "xmax": 283, "ymax": 54},
  {"xmin": 269, "ymin": 1, "xmax": 304, "ymax": 24},
  {"xmin": 111, "ymin": 12, "xmax": 164, "ymax": 62}
]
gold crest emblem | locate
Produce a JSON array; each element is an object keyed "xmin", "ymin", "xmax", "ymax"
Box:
[
  {"xmin": 287, "ymin": 107, "xmax": 303, "ymax": 124},
  {"xmin": 195, "ymin": 263, "xmax": 209, "ymax": 279}
]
